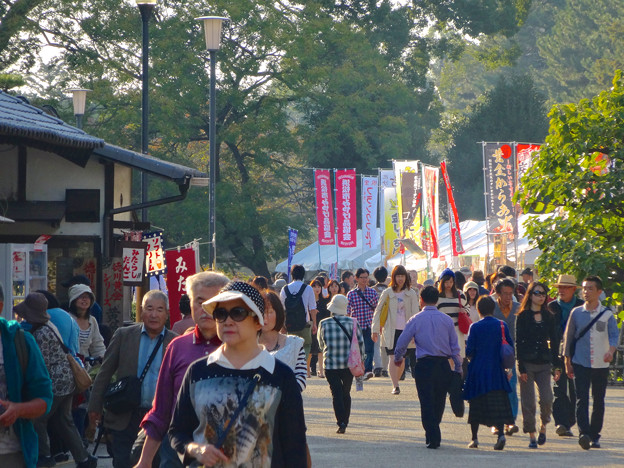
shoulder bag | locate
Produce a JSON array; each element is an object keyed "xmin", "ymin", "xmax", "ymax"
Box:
[
  {"xmin": 568, "ymin": 308, "xmax": 609, "ymax": 359},
  {"xmin": 379, "ymin": 295, "xmax": 390, "ymax": 329},
  {"xmin": 104, "ymin": 334, "xmax": 163, "ymax": 414},
  {"xmin": 500, "ymin": 321, "xmax": 515, "ymax": 370},
  {"xmin": 45, "ymin": 324, "xmax": 93, "ymax": 393},
  {"xmin": 457, "ymin": 294, "xmax": 472, "ymax": 335},
  {"xmin": 332, "ymin": 317, "xmax": 365, "ymax": 377}
]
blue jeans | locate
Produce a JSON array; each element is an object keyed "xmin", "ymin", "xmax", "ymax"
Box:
[
  {"xmin": 159, "ymin": 434, "xmax": 183, "ymax": 468},
  {"xmin": 508, "ymin": 366, "xmax": 518, "ymax": 419},
  {"xmin": 362, "ymin": 327, "xmax": 374, "ymax": 372}
]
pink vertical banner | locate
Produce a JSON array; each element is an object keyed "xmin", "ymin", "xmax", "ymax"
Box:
[
  {"xmin": 314, "ymin": 169, "xmax": 336, "ymax": 245},
  {"xmin": 164, "ymin": 248, "xmax": 198, "ymax": 326},
  {"xmin": 335, "ymin": 169, "xmax": 357, "ymax": 248},
  {"xmin": 361, "ymin": 176, "xmax": 378, "ymax": 249}
]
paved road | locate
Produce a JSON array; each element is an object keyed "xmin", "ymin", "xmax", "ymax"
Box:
[{"xmin": 84, "ymin": 375, "xmax": 624, "ymax": 467}]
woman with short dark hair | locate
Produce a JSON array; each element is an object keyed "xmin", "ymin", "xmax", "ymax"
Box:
[
  {"xmin": 463, "ymin": 295, "xmax": 515, "ymax": 451},
  {"xmin": 259, "ymin": 291, "xmax": 307, "ymax": 391}
]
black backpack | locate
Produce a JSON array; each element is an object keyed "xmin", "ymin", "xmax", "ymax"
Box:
[{"xmin": 284, "ymin": 283, "xmax": 308, "ymax": 332}]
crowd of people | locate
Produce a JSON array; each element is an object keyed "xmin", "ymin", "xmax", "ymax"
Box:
[{"xmin": 0, "ymin": 262, "xmax": 619, "ymax": 467}]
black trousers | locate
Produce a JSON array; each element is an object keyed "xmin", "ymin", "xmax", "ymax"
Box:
[
  {"xmin": 325, "ymin": 368, "xmax": 354, "ymax": 427},
  {"xmin": 413, "ymin": 356, "xmax": 453, "ymax": 448},
  {"xmin": 552, "ymin": 369, "xmax": 576, "ymax": 429},
  {"xmin": 573, "ymin": 364, "xmax": 608, "ymax": 440}
]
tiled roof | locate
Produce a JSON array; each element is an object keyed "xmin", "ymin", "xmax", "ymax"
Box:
[{"xmin": 0, "ymin": 91, "xmax": 104, "ymax": 151}]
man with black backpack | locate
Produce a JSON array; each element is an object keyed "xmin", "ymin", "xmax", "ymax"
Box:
[{"xmin": 280, "ymin": 265, "xmax": 318, "ymax": 360}]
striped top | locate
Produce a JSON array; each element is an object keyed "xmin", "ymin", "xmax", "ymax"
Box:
[
  {"xmin": 271, "ymin": 335, "xmax": 307, "ymax": 391},
  {"xmin": 436, "ymin": 291, "xmax": 469, "ymax": 357}
]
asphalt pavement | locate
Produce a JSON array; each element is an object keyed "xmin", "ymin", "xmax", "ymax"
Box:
[{"xmin": 81, "ymin": 374, "xmax": 624, "ymax": 467}]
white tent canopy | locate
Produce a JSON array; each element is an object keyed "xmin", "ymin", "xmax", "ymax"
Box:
[{"xmin": 276, "ymin": 215, "xmax": 543, "ymax": 275}]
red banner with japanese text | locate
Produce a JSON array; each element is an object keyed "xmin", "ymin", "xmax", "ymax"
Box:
[
  {"xmin": 515, "ymin": 143, "xmax": 540, "ymax": 192},
  {"xmin": 483, "ymin": 142, "xmax": 515, "ymax": 234},
  {"xmin": 165, "ymin": 248, "xmax": 198, "ymax": 326},
  {"xmin": 335, "ymin": 169, "xmax": 357, "ymax": 248},
  {"xmin": 102, "ymin": 258, "xmax": 123, "ymax": 330},
  {"xmin": 314, "ymin": 170, "xmax": 335, "ymax": 245},
  {"xmin": 440, "ymin": 161, "xmax": 464, "ymax": 256},
  {"xmin": 421, "ymin": 165, "xmax": 439, "ymax": 258},
  {"xmin": 143, "ymin": 231, "xmax": 166, "ymax": 276}
]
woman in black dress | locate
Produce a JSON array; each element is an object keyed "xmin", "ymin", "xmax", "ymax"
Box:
[{"xmin": 310, "ymin": 279, "xmax": 332, "ymax": 377}]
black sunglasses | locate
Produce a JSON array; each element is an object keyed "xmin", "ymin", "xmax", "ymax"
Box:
[
  {"xmin": 532, "ymin": 290, "xmax": 546, "ymax": 296},
  {"xmin": 213, "ymin": 306, "xmax": 253, "ymax": 323}
]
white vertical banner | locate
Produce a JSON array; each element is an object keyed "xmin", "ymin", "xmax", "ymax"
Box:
[
  {"xmin": 361, "ymin": 176, "xmax": 379, "ymax": 250},
  {"xmin": 379, "ymin": 169, "xmax": 395, "ymax": 188}
]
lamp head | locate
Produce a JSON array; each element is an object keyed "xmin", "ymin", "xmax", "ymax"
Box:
[
  {"xmin": 68, "ymin": 89, "xmax": 90, "ymax": 116},
  {"xmin": 195, "ymin": 16, "xmax": 229, "ymax": 51}
]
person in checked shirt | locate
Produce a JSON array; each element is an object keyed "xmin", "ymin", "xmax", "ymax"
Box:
[
  {"xmin": 318, "ymin": 294, "xmax": 364, "ymax": 434},
  {"xmin": 346, "ymin": 268, "xmax": 378, "ymax": 379}
]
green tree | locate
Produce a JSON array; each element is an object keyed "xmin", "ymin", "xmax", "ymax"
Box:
[
  {"xmin": 516, "ymin": 70, "xmax": 624, "ymax": 304},
  {"xmin": 446, "ymin": 73, "xmax": 549, "ymax": 220}
]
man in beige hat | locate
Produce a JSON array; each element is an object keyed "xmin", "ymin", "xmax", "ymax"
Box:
[{"xmin": 547, "ymin": 274, "xmax": 583, "ymax": 437}]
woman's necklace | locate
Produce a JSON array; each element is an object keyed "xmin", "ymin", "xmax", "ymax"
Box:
[{"xmin": 268, "ymin": 335, "xmax": 281, "ymax": 352}]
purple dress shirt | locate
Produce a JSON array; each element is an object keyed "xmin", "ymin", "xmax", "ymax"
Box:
[
  {"xmin": 141, "ymin": 326, "xmax": 221, "ymax": 441},
  {"xmin": 393, "ymin": 305, "xmax": 462, "ymax": 372}
]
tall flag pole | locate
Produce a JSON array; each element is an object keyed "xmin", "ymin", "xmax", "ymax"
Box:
[{"xmin": 440, "ymin": 161, "xmax": 465, "ymax": 266}]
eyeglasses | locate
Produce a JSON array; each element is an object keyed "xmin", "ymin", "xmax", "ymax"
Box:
[
  {"xmin": 532, "ymin": 291, "xmax": 546, "ymax": 296},
  {"xmin": 213, "ymin": 306, "xmax": 252, "ymax": 323}
]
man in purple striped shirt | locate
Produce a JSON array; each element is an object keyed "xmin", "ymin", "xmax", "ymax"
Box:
[
  {"xmin": 346, "ymin": 268, "xmax": 378, "ymax": 379},
  {"xmin": 394, "ymin": 286, "xmax": 461, "ymax": 449}
]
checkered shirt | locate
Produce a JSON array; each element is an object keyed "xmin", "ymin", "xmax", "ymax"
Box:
[
  {"xmin": 346, "ymin": 287, "xmax": 378, "ymax": 329},
  {"xmin": 318, "ymin": 316, "xmax": 364, "ymax": 370}
]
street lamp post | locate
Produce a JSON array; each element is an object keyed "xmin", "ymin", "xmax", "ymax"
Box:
[
  {"xmin": 68, "ymin": 89, "xmax": 90, "ymax": 129},
  {"xmin": 137, "ymin": 0, "xmax": 157, "ymax": 222},
  {"xmin": 196, "ymin": 16, "xmax": 228, "ymax": 270}
]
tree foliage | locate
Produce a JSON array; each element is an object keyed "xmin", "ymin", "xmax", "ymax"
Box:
[
  {"xmin": 516, "ymin": 70, "xmax": 624, "ymax": 303},
  {"xmin": 6, "ymin": 0, "xmax": 531, "ymax": 274},
  {"xmin": 445, "ymin": 73, "xmax": 549, "ymax": 220}
]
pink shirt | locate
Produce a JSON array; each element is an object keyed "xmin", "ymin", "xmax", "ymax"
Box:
[{"xmin": 140, "ymin": 326, "xmax": 221, "ymax": 440}]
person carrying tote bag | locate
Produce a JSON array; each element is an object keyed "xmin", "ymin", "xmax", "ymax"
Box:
[{"xmin": 318, "ymin": 294, "xmax": 364, "ymax": 434}]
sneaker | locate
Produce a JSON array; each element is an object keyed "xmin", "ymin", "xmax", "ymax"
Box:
[
  {"xmin": 494, "ymin": 435, "xmax": 506, "ymax": 450},
  {"xmin": 556, "ymin": 425, "xmax": 570, "ymax": 436},
  {"xmin": 76, "ymin": 455, "xmax": 98, "ymax": 468},
  {"xmin": 468, "ymin": 439, "xmax": 478, "ymax": 448},
  {"xmin": 373, "ymin": 368, "xmax": 382, "ymax": 377},
  {"xmin": 590, "ymin": 438, "xmax": 601, "ymax": 449},
  {"xmin": 528, "ymin": 438, "xmax": 538, "ymax": 449},
  {"xmin": 36, "ymin": 456, "xmax": 56, "ymax": 467},
  {"xmin": 391, "ymin": 386, "xmax": 400, "ymax": 395},
  {"xmin": 381, "ymin": 370, "xmax": 389, "ymax": 377},
  {"xmin": 363, "ymin": 371, "xmax": 374, "ymax": 381},
  {"xmin": 579, "ymin": 434, "xmax": 591, "ymax": 450},
  {"xmin": 505, "ymin": 424, "xmax": 519, "ymax": 436},
  {"xmin": 538, "ymin": 432, "xmax": 546, "ymax": 445},
  {"xmin": 53, "ymin": 453, "xmax": 69, "ymax": 463},
  {"xmin": 336, "ymin": 423, "xmax": 347, "ymax": 434}
]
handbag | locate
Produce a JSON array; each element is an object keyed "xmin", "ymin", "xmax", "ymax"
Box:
[
  {"xmin": 333, "ymin": 317, "xmax": 365, "ymax": 377},
  {"xmin": 379, "ymin": 296, "xmax": 390, "ymax": 329},
  {"xmin": 104, "ymin": 334, "xmax": 163, "ymax": 414},
  {"xmin": 46, "ymin": 325, "xmax": 92, "ymax": 393},
  {"xmin": 457, "ymin": 295, "xmax": 472, "ymax": 335},
  {"xmin": 500, "ymin": 321, "xmax": 515, "ymax": 370}
]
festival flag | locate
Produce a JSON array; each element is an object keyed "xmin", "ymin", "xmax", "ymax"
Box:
[
  {"xmin": 392, "ymin": 161, "xmax": 419, "ymax": 239},
  {"xmin": 440, "ymin": 161, "xmax": 464, "ymax": 256},
  {"xmin": 379, "ymin": 169, "xmax": 395, "ymax": 189},
  {"xmin": 382, "ymin": 187, "xmax": 401, "ymax": 257},
  {"xmin": 515, "ymin": 143, "xmax": 541, "ymax": 191},
  {"xmin": 287, "ymin": 228, "xmax": 298, "ymax": 281},
  {"xmin": 361, "ymin": 176, "xmax": 379, "ymax": 249},
  {"xmin": 335, "ymin": 169, "xmax": 357, "ymax": 248},
  {"xmin": 314, "ymin": 169, "xmax": 335, "ymax": 245},
  {"xmin": 483, "ymin": 142, "xmax": 515, "ymax": 234},
  {"xmin": 164, "ymin": 248, "xmax": 198, "ymax": 326},
  {"xmin": 121, "ymin": 241, "xmax": 147, "ymax": 286},
  {"xmin": 421, "ymin": 165, "xmax": 439, "ymax": 258},
  {"xmin": 143, "ymin": 231, "xmax": 166, "ymax": 277}
]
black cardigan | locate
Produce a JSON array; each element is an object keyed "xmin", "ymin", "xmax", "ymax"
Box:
[{"xmin": 515, "ymin": 308, "xmax": 559, "ymax": 374}]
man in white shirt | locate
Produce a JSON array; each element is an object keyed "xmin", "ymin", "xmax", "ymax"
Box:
[{"xmin": 280, "ymin": 265, "xmax": 317, "ymax": 359}]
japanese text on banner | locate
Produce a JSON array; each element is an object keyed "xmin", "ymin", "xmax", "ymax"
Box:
[
  {"xmin": 361, "ymin": 176, "xmax": 378, "ymax": 249},
  {"xmin": 314, "ymin": 170, "xmax": 335, "ymax": 245},
  {"xmin": 335, "ymin": 169, "xmax": 357, "ymax": 248}
]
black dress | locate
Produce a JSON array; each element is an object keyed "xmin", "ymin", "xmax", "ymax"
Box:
[{"xmin": 311, "ymin": 295, "xmax": 331, "ymax": 354}]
